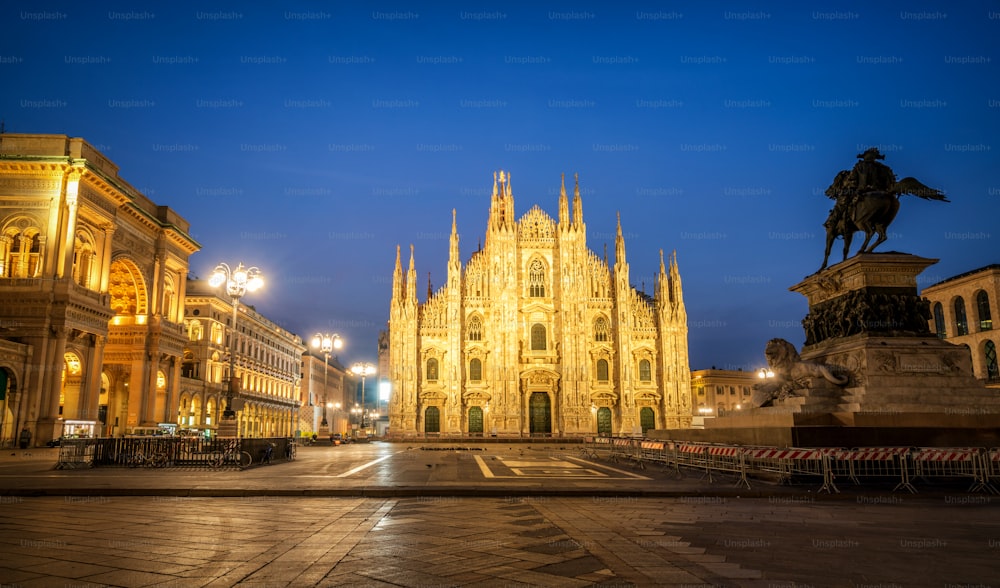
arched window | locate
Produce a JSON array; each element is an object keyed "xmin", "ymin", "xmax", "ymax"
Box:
[
  {"xmin": 933, "ymin": 302, "xmax": 946, "ymax": 338},
  {"xmin": 189, "ymin": 319, "xmax": 203, "ymax": 341},
  {"xmin": 530, "ymin": 323, "xmax": 546, "ymax": 350},
  {"xmin": 985, "ymin": 340, "xmax": 999, "ymax": 381},
  {"xmin": 426, "ymin": 358, "xmax": 439, "ymax": 381},
  {"xmin": 955, "ymin": 297, "xmax": 969, "ymax": 336},
  {"xmin": 594, "ymin": 317, "xmax": 610, "ymax": 342},
  {"xmin": 528, "ymin": 259, "xmax": 545, "ymax": 297},
  {"xmin": 977, "ymin": 291, "xmax": 992, "ymax": 331},
  {"xmin": 3, "ymin": 229, "xmax": 42, "ymax": 278},
  {"xmin": 596, "ymin": 359, "xmax": 609, "ymax": 382},
  {"xmin": 72, "ymin": 230, "xmax": 95, "ymax": 288},
  {"xmin": 638, "ymin": 359, "xmax": 652, "ymax": 381},
  {"xmin": 468, "ymin": 315, "xmax": 483, "ymax": 341},
  {"xmin": 469, "ymin": 358, "xmax": 482, "ymax": 381}
]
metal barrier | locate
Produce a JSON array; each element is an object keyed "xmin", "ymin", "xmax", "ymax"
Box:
[
  {"xmin": 827, "ymin": 447, "xmax": 911, "ymax": 493},
  {"xmin": 55, "ymin": 439, "xmax": 96, "ymax": 469},
  {"xmin": 80, "ymin": 437, "xmax": 294, "ymax": 469},
  {"xmin": 581, "ymin": 437, "xmax": 1000, "ymax": 494},
  {"xmin": 982, "ymin": 449, "xmax": 1000, "ymax": 494},
  {"xmin": 910, "ymin": 447, "xmax": 987, "ymax": 494}
]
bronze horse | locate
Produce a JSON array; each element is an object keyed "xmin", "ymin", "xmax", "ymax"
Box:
[{"xmin": 820, "ymin": 177, "xmax": 948, "ymax": 271}]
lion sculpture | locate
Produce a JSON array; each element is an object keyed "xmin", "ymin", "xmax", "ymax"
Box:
[{"xmin": 752, "ymin": 338, "xmax": 849, "ymax": 408}]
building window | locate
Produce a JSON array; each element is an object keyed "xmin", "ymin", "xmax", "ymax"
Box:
[
  {"xmin": 528, "ymin": 259, "xmax": 545, "ymax": 297},
  {"xmin": 189, "ymin": 320, "xmax": 203, "ymax": 341},
  {"xmin": 697, "ymin": 386, "xmax": 704, "ymax": 396},
  {"xmin": 469, "ymin": 358, "xmax": 482, "ymax": 382},
  {"xmin": 530, "ymin": 323, "xmax": 546, "ymax": 350},
  {"xmin": 955, "ymin": 297, "xmax": 969, "ymax": 336},
  {"xmin": 468, "ymin": 315, "xmax": 483, "ymax": 341},
  {"xmin": 595, "ymin": 317, "xmax": 610, "ymax": 342},
  {"xmin": 986, "ymin": 340, "xmax": 999, "ymax": 381},
  {"xmin": 933, "ymin": 302, "xmax": 946, "ymax": 338},
  {"xmin": 426, "ymin": 358, "xmax": 438, "ymax": 381},
  {"xmin": 977, "ymin": 291, "xmax": 992, "ymax": 331},
  {"xmin": 638, "ymin": 359, "xmax": 651, "ymax": 381},
  {"xmin": 596, "ymin": 359, "xmax": 609, "ymax": 382}
]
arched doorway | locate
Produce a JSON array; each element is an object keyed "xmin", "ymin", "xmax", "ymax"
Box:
[
  {"xmin": 529, "ymin": 392, "xmax": 551, "ymax": 435},
  {"xmin": 468, "ymin": 406, "xmax": 483, "ymax": 434},
  {"xmin": 596, "ymin": 407, "xmax": 612, "ymax": 436},
  {"xmin": 425, "ymin": 406, "xmax": 440, "ymax": 433},
  {"xmin": 640, "ymin": 407, "xmax": 655, "ymax": 435}
]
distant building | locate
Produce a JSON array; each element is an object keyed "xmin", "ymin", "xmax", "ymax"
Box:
[
  {"xmin": 921, "ymin": 264, "xmax": 1000, "ymax": 387},
  {"xmin": 690, "ymin": 369, "xmax": 756, "ymax": 417},
  {"xmin": 387, "ymin": 171, "xmax": 692, "ymax": 438},
  {"xmin": 0, "ymin": 133, "xmax": 199, "ymax": 444},
  {"xmin": 180, "ymin": 280, "xmax": 306, "ymax": 438},
  {"xmin": 301, "ymin": 352, "xmax": 351, "ymax": 437}
]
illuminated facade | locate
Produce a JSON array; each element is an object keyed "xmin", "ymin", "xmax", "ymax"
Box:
[
  {"xmin": 388, "ymin": 171, "xmax": 692, "ymax": 438},
  {"xmin": 0, "ymin": 134, "xmax": 199, "ymax": 444},
  {"xmin": 690, "ymin": 369, "xmax": 756, "ymax": 418},
  {"xmin": 921, "ymin": 264, "xmax": 1000, "ymax": 388},
  {"xmin": 180, "ymin": 280, "xmax": 306, "ymax": 438}
]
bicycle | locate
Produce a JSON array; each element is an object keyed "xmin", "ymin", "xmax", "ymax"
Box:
[
  {"xmin": 127, "ymin": 450, "xmax": 169, "ymax": 468},
  {"xmin": 210, "ymin": 440, "xmax": 252, "ymax": 469}
]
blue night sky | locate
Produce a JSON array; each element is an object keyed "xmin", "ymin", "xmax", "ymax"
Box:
[{"xmin": 3, "ymin": 1, "xmax": 998, "ymax": 371}]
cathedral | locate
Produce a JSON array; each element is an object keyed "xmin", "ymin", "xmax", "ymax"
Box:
[{"xmin": 387, "ymin": 171, "xmax": 692, "ymax": 438}]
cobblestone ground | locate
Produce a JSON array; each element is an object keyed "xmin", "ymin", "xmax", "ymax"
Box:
[{"xmin": 1, "ymin": 494, "xmax": 997, "ymax": 587}]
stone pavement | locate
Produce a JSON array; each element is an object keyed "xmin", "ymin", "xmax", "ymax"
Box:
[{"xmin": 0, "ymin": 442, "xmax": 997, "ymax": 587}]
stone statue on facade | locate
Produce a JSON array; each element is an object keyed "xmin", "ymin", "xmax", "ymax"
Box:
[{"xmin": 819, "ymin": 148, "xmax": 948, "ymax": 271}]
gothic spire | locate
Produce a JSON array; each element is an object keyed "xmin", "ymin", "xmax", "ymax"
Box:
[
  {"xmin": 558, "ymin": 173, "xmax": 569, "ymax": 226},
  {"xmin": 406, "ymin": 244, "xmax": 417, "ymax": 303},
  {"xmin": 448, "ymin": 208, "xmax": 459, "ymax": 269},
  {"xmin": 392, "ymin": 244, "xmax": 403, "ymax": 303},
  {"xmin": 615, "ymin": 211, "xmax": 627, "ymax": 267},
  {"xmin": 572, "ymin": 172, "xmax": 583, "ymax": 228}
]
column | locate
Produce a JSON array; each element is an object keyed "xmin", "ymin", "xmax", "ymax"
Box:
[
  {"xmin": 82, "ymin": 335, "xmax": 105, "ymax": 425},
  {"xmin": 99, "ymin": 224, "xmax": 115, "ymax": 292},
  {"xmin": 38, "ymin": 327, "xmax": 68, "ymax": 442},
  {"xmin": 57, "ymin": 173, "xmax": 81, "ymax": 279}
]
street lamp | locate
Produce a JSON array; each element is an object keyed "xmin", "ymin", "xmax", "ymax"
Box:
[
  {"xmin": 350, "ymin": 362, "xmax": 376, "ymax": 433},
  {"xmin": 208, "ymin": 262, "xmax": 263, "ymax": 437},
  {"xmin": 311, "ymin": 333, "xmax": 343, "ymax": 432}
]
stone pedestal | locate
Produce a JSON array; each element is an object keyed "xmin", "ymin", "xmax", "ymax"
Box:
[{"xmin": 655, "ymin": 252, "xmax": 1000, "ymax": 447}]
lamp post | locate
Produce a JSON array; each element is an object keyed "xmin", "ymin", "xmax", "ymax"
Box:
[
  {"xmin": 311, "ymin": 333, "xmax": 343, "ymax": 435},
  {"xmin": 350, "ymin": 405, "xmax": 362, "ymax": 435},
  {"xmin": 209, "ymin": 262, "xmax": 263, "ymax": 437},
  {"xmin": 350, "ymin": 362, "xmax": 376, "ymax": 435}
]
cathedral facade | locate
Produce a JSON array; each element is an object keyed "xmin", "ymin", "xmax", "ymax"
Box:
[{"xmin": 387, "ymin": 171, "xmax": 692, "ymax": 438}]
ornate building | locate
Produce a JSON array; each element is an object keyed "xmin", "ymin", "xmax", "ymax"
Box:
[
  {"xmin": 0, "ymin": 134, "xmax": 199, "ymax": 444},
  {"xmin": 180, "ymin": 280, "xmax": 307, "ymax": 438},
  {"xmin": 387, "ymin": 171, "xmax": 692, "ymax": 438},
  {"xmin": 921, "ymin": 264, "xmax": 1000, "ymax": 387}
]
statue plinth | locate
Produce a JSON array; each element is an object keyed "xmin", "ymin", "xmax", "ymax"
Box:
[
  {"xmin": 794, "ymin": 253, "xmax": 938, "ymax": 346},
  {"xmin": 791, "ymin": 252, "xmax": 937, "ymax": 306}
]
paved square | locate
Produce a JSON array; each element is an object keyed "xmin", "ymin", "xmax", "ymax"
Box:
[{"xmin": 475, "ymin": 454, "xmax": 651, "ymax": 479}]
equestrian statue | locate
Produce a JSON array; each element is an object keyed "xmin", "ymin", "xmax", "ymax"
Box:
[{"xmin": 819, "ymin": 148, "xmax": 948, "ymax": 271}]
